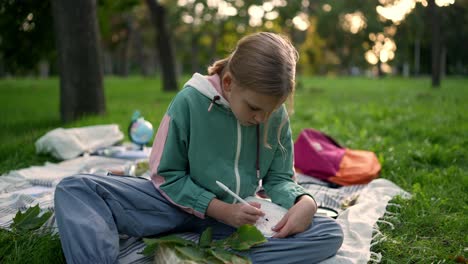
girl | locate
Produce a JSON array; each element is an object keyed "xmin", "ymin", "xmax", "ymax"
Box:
[{"xmin": 54, "ymin": 32, "xmax": 343, "ymax": 264}]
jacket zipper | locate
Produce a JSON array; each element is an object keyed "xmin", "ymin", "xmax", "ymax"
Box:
[{"xmin": 234, "ymin": 120, "xmax": 242, "ymax": 203}]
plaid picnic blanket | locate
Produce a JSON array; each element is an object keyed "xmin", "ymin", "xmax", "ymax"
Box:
[{"xmin": 0, "ymin": 156, "xmax": 409, "ymax": 263}]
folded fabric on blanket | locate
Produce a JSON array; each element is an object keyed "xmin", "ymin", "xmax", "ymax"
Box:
[
  {"xmin": 296, "ymin": 173, "xmax": 367, "ymax": 213},
  {"xmin": 35, "ymin": 124, "xmax": 124, "ymax": 160},
  {"xmin": 0, "ymin": 157, "xmax": 410, "ymax": 263}
]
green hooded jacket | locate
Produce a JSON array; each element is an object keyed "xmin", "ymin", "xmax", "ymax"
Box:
[{"xmin": 149, "ymin": 73, "xmax": 312, "ymax": 218}]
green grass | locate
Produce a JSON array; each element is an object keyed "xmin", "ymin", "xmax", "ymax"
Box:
[
  {"xmin": 0, "ymin": 227, "xmax": 64, "ymax": 264},
  {"xmin": 0, "ymin": 76, "xmax": 467, "ymax": 263}
]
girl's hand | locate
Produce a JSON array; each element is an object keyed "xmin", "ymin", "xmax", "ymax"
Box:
[
  {"xmin": 207, "ymin": 199, "xmax": 265, "ymax": 228},
  {"xmin": 224, "ymin": 202, "xmax": 265, "ymax": 227},
  {"xmin": 272, "ymin": 195, "xmax": 317, "ymax": 238}
]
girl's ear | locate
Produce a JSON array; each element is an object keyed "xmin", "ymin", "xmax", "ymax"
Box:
[{"xmin": 222, "ymin": 73, "xmax": 232, "ymax": 92}]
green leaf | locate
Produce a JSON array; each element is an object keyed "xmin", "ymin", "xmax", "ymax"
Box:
[
  {"xmin": 140, "ymin": 241, "xmax": 159, "ymax": 256},
  {"xmin": 11, "ymin": 205, "xmax": 52, "ymax": 232},
  {"xmin": 141, "ymin": 235, "xmax": 197, "ymax": 256},
  {"xmin": 199, "ymin": 227, "xmax": 213, "ymax": 248},
  {"xmin": 220, "ymin": 225, "xmax": 267, "ymax": 251},
  {"xmin": 210, "ymin": 238, "xmax": 228, "ymax": 249},
  {"xmin": 143, "ymin": 235, "xmax": 197, "ymax": 247},
  {"xmin": 12, "ymin": 205, "xmax": 39, "ymax": 229},
  {"xmin": 140, "ymin": 225, "xmax": 264, "ymax": 261},
  {"xmin": 174, "ymin": 246, "xmax": 206, "ymax": 261}
]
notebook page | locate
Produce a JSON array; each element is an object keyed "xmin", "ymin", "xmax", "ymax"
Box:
[{"xmin": 244, "ymin": 196, "xmax": 288, "ymax": 237}]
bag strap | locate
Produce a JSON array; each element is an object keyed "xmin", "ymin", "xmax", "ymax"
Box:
[{"xmin": 307, "ymin": 128, "xmax": 343, "ymax": 148}]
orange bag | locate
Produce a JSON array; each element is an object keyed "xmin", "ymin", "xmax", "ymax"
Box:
[{"xmin": 329, "ymin": 149, "xmax": 381, "ymax": 185}]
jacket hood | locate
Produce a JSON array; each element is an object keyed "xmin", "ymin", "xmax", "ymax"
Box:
[{"xmin": 184, "ymin": 73, "xmax": 231, "ymax": 109}]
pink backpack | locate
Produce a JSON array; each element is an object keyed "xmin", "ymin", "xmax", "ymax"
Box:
[{"xmin": 294, "ymin": 129, "xmax": 381, "ymax": 186}]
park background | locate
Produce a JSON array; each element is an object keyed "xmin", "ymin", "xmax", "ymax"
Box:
[{"xmin": 0, "ymin": 0, "xmax": 467, "ymax": 263}]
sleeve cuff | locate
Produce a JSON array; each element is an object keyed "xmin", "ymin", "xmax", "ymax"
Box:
[
  {"xmin": 294, "ymin": 193, "xmax": 317, "ymax": 206},
  {"xmin": 194, "ymin": 191, "xmax": 216, "ymax": 217}
]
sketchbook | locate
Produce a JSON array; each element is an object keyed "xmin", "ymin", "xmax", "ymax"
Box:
[{"xmin": 244, "ymin": 196, "xmax": 288, "ymax": 238}]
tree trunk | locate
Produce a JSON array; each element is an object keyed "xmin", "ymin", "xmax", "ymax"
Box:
[
  {"xmin": 440, "ymin": 46, "xmax": 446, "ymax": 78},
  {"xmin": 51, "ymin": 0, "xmax": 105, "ymax": 122},
  {"xmin": 145, "ymin": 0, "xmax": 178, "ymax": 91},
  {"xmin": 428, "ymin": 0, "xmax": 441, "ymax": 88},
  {"xmin": 403, "ymin": 62, "xmax": 410, "ymax": 77},
  {"xmin": 118, "ymin": 14, "xmax": 135, "ymax": 77},
  {"xmin": 117, "ymin": 38, "xmax": 131, "ymax": 77},
  {"xmin": 143, "ymin": 48, "xmax": 157, "ymax": 76},
  {"xmin": 209, "ymin": 31, "xmax": 218, "ymax": 63},
  {"xmin": 38, "ymin": 60, "xmax": 50, "ymax": 78},
  {"xmin": 102, "ymin": 49, "xmax": 113, "ymax": 75},
  {"xmin": 208, "ymin": 21, "xmax": 225, "ymax": 64},
  {"xmin": 414, "ymin": 38, "xmax": 421, "ymax": 76},
  {"xmin": 191, "ymin": 31, "xmax": 200, "ymax": 73},
  {"xmin": 0, "ymin": 57, "xmax": 5, "ymax": 78},
  {"xmin": 128, "ymin": 15, "xmax": 150, "ymax": 77},
  {"xmin": 377, "ymin": 60, "xmax": 384, "ymax": 77}
]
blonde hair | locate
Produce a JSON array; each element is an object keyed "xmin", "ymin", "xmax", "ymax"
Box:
[{"xmin": 208, "ymin": 32, "xmax": 298, "ymax": 151}]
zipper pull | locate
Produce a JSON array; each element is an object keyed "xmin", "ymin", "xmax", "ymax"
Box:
[
  {"xmin": 256, "ymin": 124, "xmax": 260, "ymax": 179},
  {"xmin": 208, "ymin": 95, "xmax": 221, "ymax": 112}
]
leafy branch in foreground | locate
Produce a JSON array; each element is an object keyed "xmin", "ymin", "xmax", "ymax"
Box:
[
  {"xmin": 0, "ymin": 205, "xmax": 65, "ymax": 264},
  {"xmin": 142, "ymin": 224, "xmax": 267, "ymax": 264},
  {"xmin": 10, "ymin": 204, "xmax": 52, "ymax": 232}
]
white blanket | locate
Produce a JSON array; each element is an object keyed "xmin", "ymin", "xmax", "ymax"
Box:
[
  {"xmin": 319, "ymin": 179, "xmax": 411, "ymax": 264},
  {"xmin": 0, "ymin": 158, "xmax": 410, "ymax": 263},
  {"xmin": 0, "ymin": 156, "xmax": 134, "ymax": 228}
]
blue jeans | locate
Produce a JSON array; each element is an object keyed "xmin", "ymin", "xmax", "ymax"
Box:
[{"xmin": 54, "ymin": 174, "xmax": 343, "ymax": 264}]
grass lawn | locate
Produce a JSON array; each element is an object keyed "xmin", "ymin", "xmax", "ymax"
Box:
[{"xmin": 0, "ymin": 76, "xmax": 467, "ymax": 263}]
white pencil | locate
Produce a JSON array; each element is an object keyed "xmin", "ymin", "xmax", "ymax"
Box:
[
  {"xmin": 216, "ymin": 181, "xmax": 250, "ymax": 205},
  {"xmin": 216, "ymin": 180, "xmax": 269, "ymax": 222}
]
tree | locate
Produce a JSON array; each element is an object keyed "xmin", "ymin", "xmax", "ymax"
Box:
[
  {"xmin": 442, "ymin": 1, "xmax": 468, "ymax": 76},
  {"xmin": 315, "ymin": 0, "xmax": 386, "ymax": 75},
  {"xmin": 391, "ymin": 4, "xmax": 426, "ymax": 77},
  {"xmin": 97, "ymin": 0, "xmax": 152, "ymax": 76},
  {"xmin": 51, "ymin": 0, "xmax": 106, "ymax": 122},
  {"xmin": 428, "ymin": 0, "xmax": 441, "ymax": 87},
  {"xmin": 0, "ymin": 0, "xmax": 55, "ymax": 76},
  {"xmin": 145, "ymin": 0, "xmax": 178, "ymax": 91}
]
